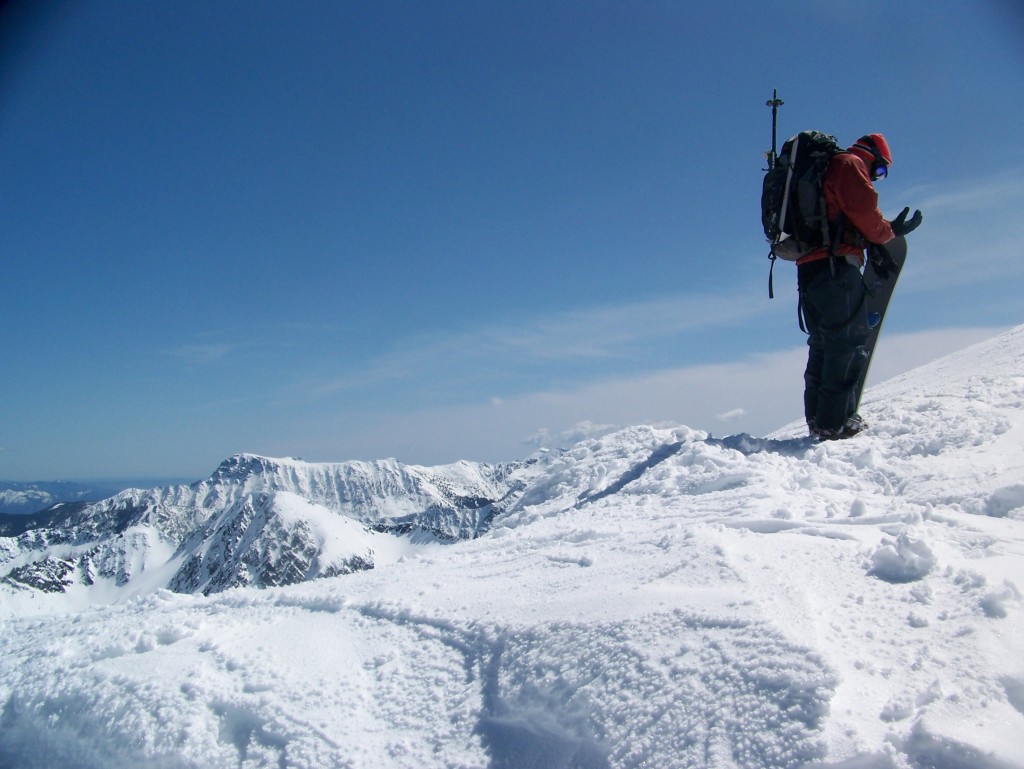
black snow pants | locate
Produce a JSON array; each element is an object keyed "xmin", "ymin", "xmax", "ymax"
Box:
[{"xmin": 798, "ymin": 258, "xmax": 870, "ymax": 432}]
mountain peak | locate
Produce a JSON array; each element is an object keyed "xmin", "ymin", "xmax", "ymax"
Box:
[{"xmin": 211, "ymin": 453, "xmax": 294, "ymax": 480}]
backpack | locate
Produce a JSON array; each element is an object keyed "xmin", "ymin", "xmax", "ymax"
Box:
[{"xmin": 761, "ymin": 130, "xmax": 843, "ymax": 262}]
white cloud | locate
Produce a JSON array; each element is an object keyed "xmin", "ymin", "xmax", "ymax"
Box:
[{"xmin": 716, "ymin": 408, "xmax": 747, "ymax": 422}]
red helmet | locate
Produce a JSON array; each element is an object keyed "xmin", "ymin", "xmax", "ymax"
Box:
[{"xmin": 853, "ymin": 133, "xmax": 892, "ymax": 180}]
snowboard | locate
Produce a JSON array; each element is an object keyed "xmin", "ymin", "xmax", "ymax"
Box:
[{"xmin": 853, "ymin": 234, "xmax": 908, "ymax": 409}]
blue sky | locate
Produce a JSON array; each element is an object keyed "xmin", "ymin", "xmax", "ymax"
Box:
[{"xmin": 2, "ymin": 0, "xmax": 1023, "ymax": 481}]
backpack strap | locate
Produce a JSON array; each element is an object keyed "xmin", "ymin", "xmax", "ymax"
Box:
[
  {"xmin": 820, "ymin": 152, "xmax": 847, "ymax": 277},
  {"xmin": 829, "ymin": 213, "xmax": 847, "ymax": 255},
  {"xmin": 776, "ymin": 136, "xmax": 800, "ymax": 247},
  {"xmin": 827, "ymin": 212, "xmax": 847, "ymax": 278}
]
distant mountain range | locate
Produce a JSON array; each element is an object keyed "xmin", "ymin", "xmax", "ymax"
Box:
[
  {"xmin": 0, "ymin": 480, "xmax": 123, "ymax": 516},
  {"xmin": 0, "ymin": 452, "xmax": 545, "ymax": 598}
]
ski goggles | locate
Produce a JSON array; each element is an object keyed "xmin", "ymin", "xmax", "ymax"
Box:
[{"xmin": 871, "ymin": 163, "xmax": 888, "ymax": 181}]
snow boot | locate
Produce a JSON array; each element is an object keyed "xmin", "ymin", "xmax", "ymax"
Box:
[{"xmin": 812, "ymin": 413, "xmax": 868, "ymax": 441}]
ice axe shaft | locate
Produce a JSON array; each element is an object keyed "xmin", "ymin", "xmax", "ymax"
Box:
[{"xmin": 765, "ymin": 88, "xmax": 784, "ymax": 170}]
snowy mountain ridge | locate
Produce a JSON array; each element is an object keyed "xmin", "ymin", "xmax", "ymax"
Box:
[
  {"xmin": 1, "ymin": 326, "xmax": 1023, "ymax": 769},
  {"xmin": 0, "ymin": 450, "xmax": 545, "ymax": 601}
]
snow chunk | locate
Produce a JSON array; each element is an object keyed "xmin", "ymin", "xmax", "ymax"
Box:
[
  {"xmin": 980, "ymin": 582, "xmax": 1022, "ymax": 619},
  {"xmin": 985, "ymin": 484, "xmax": 1024, "ymax": 518},
  {"xmin": 868, "ymin": 530, "xmax": 936, "ymax": 583}
]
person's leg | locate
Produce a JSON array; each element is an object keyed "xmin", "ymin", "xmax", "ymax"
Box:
[
  {"xmin": 803, "ymin": 315, "xmax": 825, "ymax": 430},
  {"xmin": 811, "ymin": 263, "xmax": 869, "ymax": 431}
]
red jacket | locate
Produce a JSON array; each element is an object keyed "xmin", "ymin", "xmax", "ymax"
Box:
[{"xmin": 796, "ymin": 146, "xmax": 894, "ymax": 266}]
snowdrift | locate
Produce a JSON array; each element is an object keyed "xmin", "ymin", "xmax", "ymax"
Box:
[{"xmin": 2, "ymin": 326, "xmax": 1023, "ymax": 769}]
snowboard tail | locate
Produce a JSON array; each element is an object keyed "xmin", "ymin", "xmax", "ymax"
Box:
[{"xmin": 854, "ymin": 235, "xmax": 908, "ymax": 409}]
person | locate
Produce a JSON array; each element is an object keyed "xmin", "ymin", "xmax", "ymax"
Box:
[{"xmin": 796, "ymin": 133, "xmax": 922, "ymax": 440}]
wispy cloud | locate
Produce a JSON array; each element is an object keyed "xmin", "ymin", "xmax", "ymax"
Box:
[
  {"xmin": 894, "ymin": 167, "xmax": 1024, "ymax": 292},
  {"xmin": 313, "ymin": 290, "xmax": 772, "ymax": 396},
  {"xmin": 165, "ymin": 322, "xmax": 342, "ymax": 367},
  {"xmin": 167, "ymin": 343, "xmax": 236, "ymax": 364},
  {"xmin": 906, "ymin": 169, "xmax": 1024, "ymax": 215},
  {"xmin": 715, "ymin": 408, "xmax": 747, "ymax": 422}
]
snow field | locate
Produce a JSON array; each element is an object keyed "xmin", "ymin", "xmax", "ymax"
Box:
[{"xmin": 2, "ymin": 326, "xmax": 1024, "ymax": 768}]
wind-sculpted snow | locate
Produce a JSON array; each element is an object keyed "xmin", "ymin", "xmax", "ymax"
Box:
[
  {"xmin": 2, "ymin": 326, "xmax": 1024, "ymax": 768},
  {"xmin": 475, "ymin": 613, "xmax": 835, "ymax": 769}
]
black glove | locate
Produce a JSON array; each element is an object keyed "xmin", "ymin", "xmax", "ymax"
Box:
[
  {"xmin": 890, "ymin": 206, "xmax": 923, "ymax": 236},
  {"xmin": 868, "ymin": 243, "xmax": 899, "ymax": 280}
]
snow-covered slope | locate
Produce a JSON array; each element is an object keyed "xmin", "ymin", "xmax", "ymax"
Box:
[{"xmin": 1, "ymin": 327, "xmax": 1023, "ymax": 769}]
